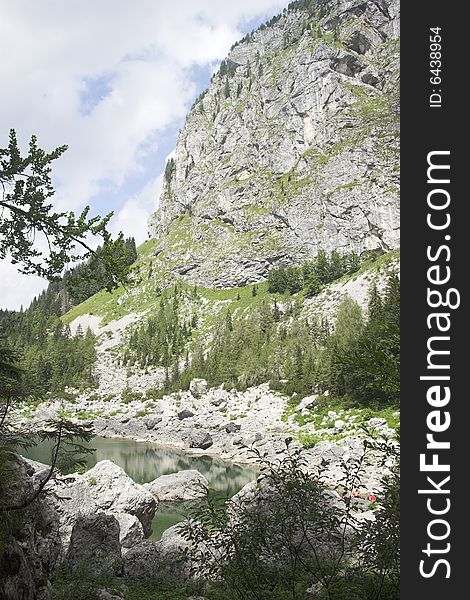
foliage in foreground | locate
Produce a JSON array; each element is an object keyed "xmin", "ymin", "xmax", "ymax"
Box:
[
  {"xmin": 49, "ymin": 436, "xmax": 399, "ymax": 600},
  {"xmin": 180, "ymin": 438, "xmax": 400, "ymax": 600},
  {"xmin": 0, "ymin": 127, "xmax": 131, "ymax": 594},
  {"xmin": 0, "ymin": 129, "xmax": 131, "ymax": 284}
]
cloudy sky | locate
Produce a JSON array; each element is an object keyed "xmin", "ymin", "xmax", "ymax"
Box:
[{"xmin": 0, "ymin": 0, "xmax": 287, "ymax": 310}]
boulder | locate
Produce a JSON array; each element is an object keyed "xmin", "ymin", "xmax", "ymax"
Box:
[
  {"xmin": 178, "ymin": 409, "xmax": 195, "ymax": 420},
  {"xmin": 296, "ymin": 395, "xmax": 319, "ymax": 412},
  {"xmin": 145, "ymin": 470, "xmax": 208, "ymax": 501},
  {"xmin": 65, "ymin": 513, "xmax": 122, "ymax": 577},
  {"xmin": 367, "ymin": 417, "xmax": 388, "ymax": 429},
  {"xmin": 122, "ymin": 540, "xmax": 160, "ymax": 581},
  {"xmin": 53, "ymin": 460, "xmax": 157, "ymax": 542},
  {"xmin": 0, "ymin": 456, "xmax": 61, "ymax": 600},
  {"xmin": 83, "ymin": 461, "xmax": 157, "ymax": 536},
  {"xmin": 209, "ymin": 388, "xmax": 229, "ymax": 406},
  {"xmin": 146, "ymin": 415, "xmax": 163, "ymax": 430},
  {"xmin": 154, "ymin": 523, "xmax": 207, "ymax": 582},
  {"xmin": 189, "ymin": 378, "xmax": 208, "ymax": 398},
  {"xmin": 225, "ymin": 422, "xmax": 241, "ymax": 434},
  {"xmin": 123, "ymin": 524, "xmax": 194, "ymax": 584},
  {"xmin": 242, "ymin": 432, "xmax": 263, "ymax": 446},
  {"xmin": 115, "ymin": 512, "xmax": 144, "ymax": 549},
  {"xmin": 188, "ymin": 429, "xmax": 213, "ymax": 450}
]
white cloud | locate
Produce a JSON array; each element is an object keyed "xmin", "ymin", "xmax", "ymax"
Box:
[
  {"xmin": 0, "ymin": 0, "xmax": 287, "ymax": 309},
  {"xmin": 1, "ymin": 261, "xmax": 48, "ymax": 312},
  {"xmin": 109, "ymin": 175, "xmax": 164, "ymax": 245}
]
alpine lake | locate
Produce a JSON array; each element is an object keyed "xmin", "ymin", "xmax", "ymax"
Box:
[{"xmin": 25, "ymin": 436, "xmax": 258, "ymax": 540}]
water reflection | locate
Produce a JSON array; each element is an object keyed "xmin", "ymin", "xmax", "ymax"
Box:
[{"xmin": 25, "ymin": 436, "xmax": 258, "ymax": 540}]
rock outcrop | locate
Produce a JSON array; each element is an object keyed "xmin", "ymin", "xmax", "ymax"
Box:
[
  {"xmin": 148, "ymin": 0, "xmax": 399, "ymax": 288},
  {"xmin": 0, "ymin": 456, "xmax": 61, "ymax": 600},
  {"xmin": 50, "ymin": 460, "xmax": 157, "ymax": 553}
]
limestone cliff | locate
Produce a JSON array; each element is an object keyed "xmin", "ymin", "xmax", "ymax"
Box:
[{"xmin": 148, "ymin": 0, "xmax": 399, "ymax": 288}]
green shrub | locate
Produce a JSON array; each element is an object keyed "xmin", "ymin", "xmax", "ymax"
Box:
[{"xmin": 181, "ymin": 438, "xmax": 400, "ymax": 600}]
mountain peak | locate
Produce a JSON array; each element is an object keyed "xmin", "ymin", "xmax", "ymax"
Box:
[{"xmin": 148, "ymin": 0, "xmax": 399, "ymax": 288}]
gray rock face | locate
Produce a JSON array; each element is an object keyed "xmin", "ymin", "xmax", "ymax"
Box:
[
  {"xmin": 188, "ymin": 429, "xmax": 213, "ymax": 450},
  {"xmin": 65, "ymin": 513, "xmax": 122, "ymax": 578},
  {"xmin": 148, "ymin": 0, "xmax": 399, "ymax": 288},
  {"xmin": 144, "ymin": 469, "xmax": 209, "ymax": 501},
  {"xmin": 0, "ymin": 455, "xmax": 61, "ymax": 600}
]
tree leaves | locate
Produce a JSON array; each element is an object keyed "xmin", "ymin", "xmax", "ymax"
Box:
[{"xmin": 0, "ymin": 129, "xmax": 130, "ymax": 285}]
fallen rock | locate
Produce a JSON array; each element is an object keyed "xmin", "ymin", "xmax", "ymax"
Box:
[
  {"xmin": 145, "ymin": 470, "xmax": 208, "ymax": 501},
  {"xmin": 188, "ymin": 429, "xmax": 213, "ymax": 450},
  {"xmin": 367, "ymin": 417, "xmax": 388, "ymax": 429},
  {"xmin": 146, "ymin": 415, "xmax": 163, "ymax": 430},
  {"xmin": 115, "ymin": 512, "xmax": 144, "ymax": 549},
  {"xmin": 225, "ymin": 422, "xmax": 241, "ymax": 434},
  {"xmin": 122, "ymin": 540, "xmax": 160, "ymax": 581},
  {"xmin": 83, "ymin": 461, "xmax": 157, "ymax": 537},
  {"xmin": 189, "ymin": 378, "xmax": 208, "ymax": 398},
  {"xmin": 53, "ymin": 460, "xmax": 157, "ymax": 543},
  {"xmin": 123, "ymin": 524, "xmax": 196, "ymax": 584},
  {"xmin": 65, "ymin": 513, "xmax": 122, "ymax": 578},
  {"xmin": 296, "ymin": 395, "xmax": 319, "ymax": 412},
  {"xmin": 209, "ymin": 388, "xmax": 229, "ymax": 406},
  {"xmin": 334, "ymin": 419, "xmax": 346, "ymax": 432},
  {"xmin": 243, "ymin": 432, "xmax": 263, "ymax": 446},
  {"xmin": 178, "ymin": 409, "xmax": 195, "ymax": 420}
]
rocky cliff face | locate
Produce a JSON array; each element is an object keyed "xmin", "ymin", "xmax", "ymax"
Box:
[{"xmin": 148, "ymin": 0, "xmax": 399, "ymax": 288}]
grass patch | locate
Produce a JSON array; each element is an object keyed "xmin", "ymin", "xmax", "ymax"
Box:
[
  {"xmin": 282, "ymin": 394, "xmax": 399, "ymax": 448},
  {"xmin": 76, "ymin": 410, "xmax": 100, "ymax": 421},
  {"xmin": 62, "ymin": 238, "xmax": 162, "ymax": 326}
]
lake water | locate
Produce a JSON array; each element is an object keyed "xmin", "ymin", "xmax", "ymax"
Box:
[{"xmin": 24, "ymin": 436, "xmax": 258, "ymax": 540}]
